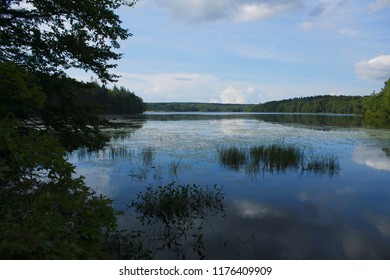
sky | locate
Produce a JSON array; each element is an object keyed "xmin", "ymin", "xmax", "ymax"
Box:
[{"xmin": 74, "ymin": 0, "xmax": 390, "ymax": 104}]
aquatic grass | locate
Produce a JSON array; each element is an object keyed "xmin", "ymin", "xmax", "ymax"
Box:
[
  {"xmin": 141, "ymin": 146, "xmax": 155, "ymax": 166},
  {"xmin": 218, "ymin": 146, "xmax": 247, "ymax": 171},
  {"xmin": 75, "ymin": 145, "xmax": 135, "ymax": 161},
  {"xmin": 305, "ymin": 155, "xmax": 340, "ymax": 177},
  {"xmin": 169, "ymin": 158, "xmax": 182, "ymax": 178},
  {"xmin": 249, "ymin": 144, "xmax": 304, "ymax": 174},
  {"xmin": 108, "ymin": 145, "xmax": 134, "ymax": 160},
  {"xmin": 218, "ymin": 143, "xmax": 339, "ymax": 177}
]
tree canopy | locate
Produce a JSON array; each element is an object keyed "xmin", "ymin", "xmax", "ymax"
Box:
[
  {"xmin": 1, "ymin": 0, "xmax": 137, "ymax": 82},
  {"xmin": 250, "ymin": 95, "xmax": 365, "ymax": 115}
]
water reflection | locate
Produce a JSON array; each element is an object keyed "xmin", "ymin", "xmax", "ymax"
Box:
[
  {"xmin": 353, "ymin": 145, "xmax": 390, "ymax": 171},
  {"xmin": 142, "ymin": 112, "xmax": 363, "ymax": 128},
  {"xmin": 129, "ymin": 182, "xmax": 225, "ymax": 259},
  {"xmin": 200, "ymin": 199, "xmax": 390, "ymax": 259},
  {"xmin": 68, "ymin": 113, "xmax": 390, "ymax": 259}
]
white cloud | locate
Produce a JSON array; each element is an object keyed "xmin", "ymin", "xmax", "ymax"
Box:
[
  {"xmin": 219, "ymin": 87, "xmax": 246, "ymax": 104},
  {"xmin": 153, "ymin": 0, "xmax": 302, "ymax": 23},
  {"xmin": 355, "ymin": 55, "xmax": 390, "ymax": 81},
  {"xmin": 234, "ymin": 2, "xmax": 295, "ymax": 22},
  {"xmin": 115, "ymin": 72, "xmax": 265, "ymax": 103}
]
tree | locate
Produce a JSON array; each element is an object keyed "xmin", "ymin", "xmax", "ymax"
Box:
[
  {"xmin": 0, "ymin": 1, "xmax": 149, "ymax": 259},
  {"xmin": 1, "ymin": 0, "xmax": 137, "ymax": 82},
  {"xmin": 364, "ymin": 78, "xmax": 390, "ymax": 128}
]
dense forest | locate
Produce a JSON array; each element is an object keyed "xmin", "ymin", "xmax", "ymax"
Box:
[
  {"xmin": 75, "ymin": 83, "xmax": 146, "ymax": 115},
  {"xmin": 147, "ymin": 102, "xmax": 253, "ymax": 112},
  {"xmin": 249, "ymin": 95, "xmax": 365, "ymax": 114}
]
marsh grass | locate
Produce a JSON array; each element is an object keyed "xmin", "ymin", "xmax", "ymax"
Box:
[
  {"xmin": 218, "ymin": 144, "xmax": 340, "ymax": 177},
  {"xmin": 305, "ymin": 155, "xmax": 340, "ymax": 177},
  {"xmin": 108, "ymin": 145, "xmax": 134, "ymax": 160},
  {"xmin": 169, "ymin": 158, "xmax": 182, "ymax": 178},
  {"xmin": 249, "ymin": 144, "xmax": 304, "ymax": 174},
  {"xmin": 140, "ymin": 146, "xmax": 155, "ymax": 166},
  {"xmin": 218, "ymin": 146, "xmax": 246, "ymax": 171},
  {"xmin": 75, "ymin": 145, "xmax": 135, "ymax": 161}
]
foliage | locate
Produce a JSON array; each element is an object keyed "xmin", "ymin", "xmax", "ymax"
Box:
[
  {"xmin": 130, "ymin": 182, "xmax": 225, "ymax": 259},
  {"xmin": 0, "ymin": 0, "xmax": 148, "ymax": 259},
  {"xmin": 364, "ymin": 78, "xmax": 390, "ymax": 128},
  {"xmin": 75, "ymin": 84, "xmax": 146, "ymax": 115},
  {"xmin": 250, "ymin": 95, "xmax": 365, "ymax": 115},
  {"xmin": 0, "ymin": 0, "xmax": 137, "ymax": 82}
]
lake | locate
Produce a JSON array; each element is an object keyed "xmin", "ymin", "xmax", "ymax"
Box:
[{"xmin": 68, "ymin": 113, "xmax": 390, "ymax": 259}]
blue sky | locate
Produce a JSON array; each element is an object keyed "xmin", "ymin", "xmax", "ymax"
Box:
[{"xmin": 77, "ymin": 0, "xmax": 390, "ymax": 103}]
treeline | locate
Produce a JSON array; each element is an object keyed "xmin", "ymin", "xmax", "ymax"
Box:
[
  {"xmin": 146, "ymin": 102, "xmax": 253, "ymax": 112},
  {"xmin": 249, "ymin": 95, "xmax": 365, "ymax": 115},
  {"xmin": 75, "ymin": 83, "xmax": 146, "ymax": 115}
]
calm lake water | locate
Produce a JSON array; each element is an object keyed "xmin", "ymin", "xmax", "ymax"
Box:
[{"xmin": 69, "ymin": 113, "xmax": 390, "ymax": 259}]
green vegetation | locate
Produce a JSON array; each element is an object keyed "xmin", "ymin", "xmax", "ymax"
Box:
[
  {"xmin": 147, "ymin": 102, "xmax": 253, "ymax": 112},
  {"xmin": 129, "ymin": 182, "xmax": 224, "ymax": 259},
  {"xmin": 364, "ymin": 79, "xmax": 390, "ymax": 128},
  {"xmin": 75, "ymin": 83, "xmax": 146, "ymax": 115},
  {"xmin": 218, "ymin": 144, "xmax": 340, "ymax": 177},
  {"xmin": 141, "ymin": 146, "xmax": 155, "ymax": 166},
  {"xmin": 0, "ymin": 0, "xmax": 149, "ymax": 259},
  {"xmin": 218, "ymin": 146, "xmax": 247, "ymax": 171},
  {"xmin": 250, "ymin": 95, "xmax": 365, "ymax": 115},
  {"xmin": 0, "ymin": 0, "xmax": 137, "ymax": 82}
]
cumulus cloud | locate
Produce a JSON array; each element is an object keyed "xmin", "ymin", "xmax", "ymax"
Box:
[
  {"xmin": 215, "ymin": 86, "xmax": 259, "ymax": 104},
  {"xmin": 154, "ymin": 0, "xmax": 302, "ymax": 23},
  {"xmin": 219, "ymin": 87, "xmax": 246, "ymax": 104},
  {"xmin": 355, "ymin": 55, "xmax": 390, "ymax": 81}
]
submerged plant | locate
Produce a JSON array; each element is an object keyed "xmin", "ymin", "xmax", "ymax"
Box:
[
  {"xmin": 140, "ymin": 146, "xmax": 155, "ymax": 166},
  {"xmin": 169, "ymin": 158, "xmax": 182, "ymax": 178},
  {"xmin": 129, "ymin": 182, "xmax": 225, "ymax": 259}
]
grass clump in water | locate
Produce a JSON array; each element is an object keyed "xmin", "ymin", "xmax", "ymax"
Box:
[
  {"xmin": 141, "ymin": 146, "xmax": 155, "ymax": 166},
  {"xmin": 218, "ymin": 143, "xmax": 340, "ymax": 177},
  {"xmin": 249, "ymin": 144, "xmax": 303, "ymax": 173},
  {"xmin": 218, "ymin": 146, "xmax": 246, "ymax": 171},
  {"xmin": 305, "ymin": 155, "xmax": 340, "ymax": 177}
]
